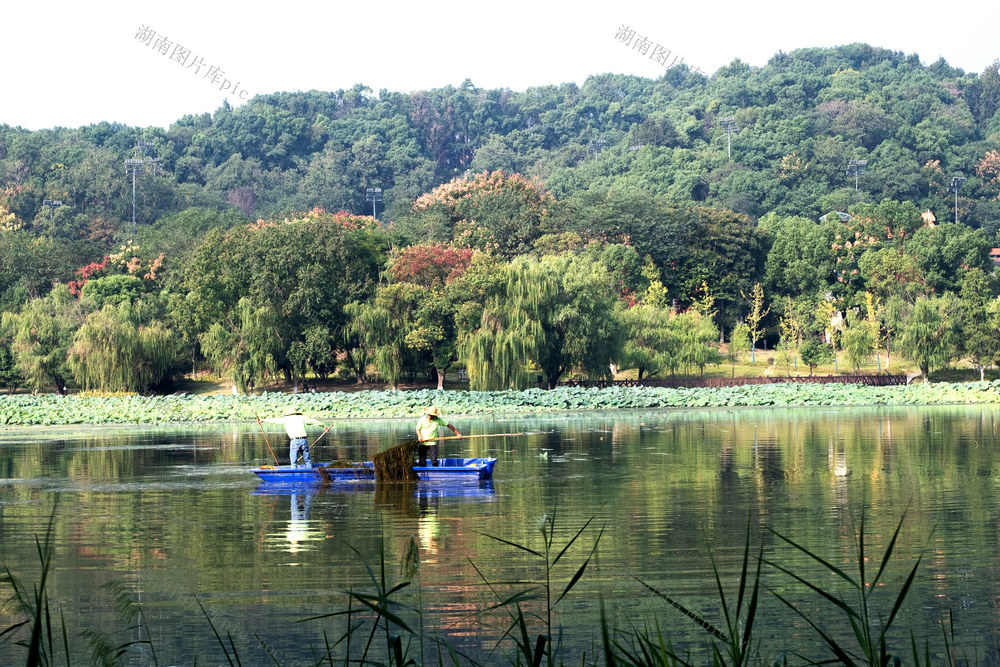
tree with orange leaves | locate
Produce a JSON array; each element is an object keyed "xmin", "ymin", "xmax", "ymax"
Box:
[
  {"xmin": 406, "ymin": 170, "xmax": 554, "ymax": 258},
  {"xmin": 975, "ymin": 149, "xmax": 1000, "ymax": 199}
]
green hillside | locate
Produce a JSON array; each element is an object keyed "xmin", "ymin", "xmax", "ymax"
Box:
[{"xmin": 2, "ymin": 43, "xmax": 999, "ymax": 393}]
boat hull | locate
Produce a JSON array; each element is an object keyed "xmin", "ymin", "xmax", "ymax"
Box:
[{"xmin": 250, "ymin": 457, "xmax": 497, "ymax": 483}]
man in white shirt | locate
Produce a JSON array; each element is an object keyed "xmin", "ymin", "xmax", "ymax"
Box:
[{"xmin": 259, "ymin": 407, "xmax": 327, "ymax": 467}]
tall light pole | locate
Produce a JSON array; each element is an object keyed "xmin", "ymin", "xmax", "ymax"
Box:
[
  {"xmin": 719, "ymin": 117, "xmax": 738, "ymax": 159},
  {"xmin": 123, "ymin": 143, "xmax": 160, "ymax": 237},
  {"xmin": 124, "ymin": 158, "xmax": 143, "ymax": 234},
  {"xmin": 846, "ymin": 159, "xmax": 867, "ymax": 191},
  {"xmin": 365, "ymin": 187, "xmax": 383, "ymax": 220},
  {"xmin": 42, "ymin": 199, "xmax": 62, "ymax": 220},
  {"xmin": 949, "ymin": 176, "xmax": 967, "ymax": 223},
  {"xmin": 588, "ymin": 138, "xmax": 606, "ymax": 158}
]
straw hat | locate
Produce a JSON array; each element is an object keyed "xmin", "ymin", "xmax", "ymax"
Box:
[
  {"xmin": 285, "ymin": 406, "xmax": 303, "ymax": 416},
  {"xmin": 425, "ymin": 406, "xmax": 443, "ymax": 417}
]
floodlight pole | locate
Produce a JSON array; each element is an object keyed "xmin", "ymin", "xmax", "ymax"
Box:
[
  {"xmin": 719, "ymin": 117, "xmax": 738, "ymax": 159},
  {"xmin": 950, "ymin": 176, "xmax": 967, "ymax": 223},
  {"xmin": 365, "ymin": 187, "xmax": 383, "ymax": 220},
  {"xmin": 42, "ymin": 199, "xmax": 62, "ymax": 220},
  {"xmin": 123, "ymin": 142, "xmax": 160, "ymax": 237},
  {"xmin": 847, "ymin": 160, "xmax": 867, "ymax": 192},
  {"xmin": 124, "ymin": 158, "xmax": 143, "ymax": 234},
  {"xmin": 589, "ymin": 138, "xmax": 606, "ymax": 159}
]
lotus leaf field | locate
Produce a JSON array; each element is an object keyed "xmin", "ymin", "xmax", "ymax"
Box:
[{"xmin": 3, "ymin": 381, "xmax": 1000, "ymax": 425}]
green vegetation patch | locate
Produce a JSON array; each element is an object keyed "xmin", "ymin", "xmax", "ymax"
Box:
[{"xmin": 3, "ymin": 381, "xmax": 1000, "ymax": 426}]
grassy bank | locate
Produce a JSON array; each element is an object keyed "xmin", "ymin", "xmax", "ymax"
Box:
[{"xmin": 3, "ymin": 380, "xmax": 1000, "ymax": 426}]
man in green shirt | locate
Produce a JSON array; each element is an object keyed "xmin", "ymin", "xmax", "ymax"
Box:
[
  {"xmin": 258, "ymin": 406, "xmax": 327, "ymax": 468},
  {"xmin": 415, "ymin": 405, "xmax": 461, "ymax": 466}
]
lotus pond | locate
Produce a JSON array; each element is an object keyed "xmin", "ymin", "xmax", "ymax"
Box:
[
  {"xmin": 2, "ymin": 405, "xmax": 1000, "ymax": 664},
  {"xmin": 4, "ymin": 380, "xmax": 1000, "ymax": 425}
]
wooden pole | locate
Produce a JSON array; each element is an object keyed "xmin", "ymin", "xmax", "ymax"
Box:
[
  {"xmin": 419, "ymin": 432, "xmax": 525, "ymax": 442},
  {"xmin": 310, "ymin": 427, "xmax": 331, "ymax": 448},
  {"xmin": 255, "ymin": 417, "xmax": 280, "ymax": 466}
]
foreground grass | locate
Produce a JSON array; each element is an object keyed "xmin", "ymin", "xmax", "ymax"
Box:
[
  {"xmin": 4, "ymin": 380, "xmax": 1000, "ymax": 426},
  {"xmin": 2, "ymin": 504, "xmax": 989, "ymax": 666}
]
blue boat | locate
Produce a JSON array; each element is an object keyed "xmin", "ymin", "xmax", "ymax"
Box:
[{"xmin": 250, "ymin": 457, "xmax": 497, "ymax": 484}]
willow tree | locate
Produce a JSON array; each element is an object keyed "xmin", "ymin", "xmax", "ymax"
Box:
[
  {"xmin": 345, "ymin": 284, "xmax": 425, "ymax": 390},
  {"xmin": 900, "ymin": 295, "xmax": 960, "ymax": 379},
  {"xmin": 1, "ymin": 285, "xmax": 82, "ymax": 393},
  {"xmin": 200, "ymin": 297, "xmax": 281, "ymax": 393},
  {"xmin": 617, "ymin": 303, "xmax": 674, "ymax": 380},
  {"xmin": 460, "ymin": 254, "xmax": 623, "ymax": 390},
  {"xmin": 672, "ymin": 310, "xmax": 722, "ymax": 376},
  {"xmin": 67, "ymin": 301, "xmax": 175, "ymax": 393},
  {"xmin": 841, "ymin": 311, "xmax": 876, "ymax": 372}
]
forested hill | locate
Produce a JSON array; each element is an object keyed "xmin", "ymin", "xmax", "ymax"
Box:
[
  {"xmin": 4, "ymin": 42, "xmax": 1000, "ymax": 235},
  {"xmin": 4, "ymin": 42, "xmax": 1000, "ymax": 393}
]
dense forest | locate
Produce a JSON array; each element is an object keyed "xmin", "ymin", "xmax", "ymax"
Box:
[{"xmin": 3, "ymin": 43, "xmax": 1000, "ymax": 393}]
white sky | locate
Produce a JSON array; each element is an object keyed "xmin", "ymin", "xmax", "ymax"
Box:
[{"xmin": 4, "ymin": 0, "xmax": 998, "ymax": 131}]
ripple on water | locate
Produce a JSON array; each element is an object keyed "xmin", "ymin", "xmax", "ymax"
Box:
[{"xmin": 2, "ymin": 408, "xmax": 1000, "ymax": 663}]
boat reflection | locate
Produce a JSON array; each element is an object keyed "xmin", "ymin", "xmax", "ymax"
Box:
[
  {"xmin": 252, "ymin": 479, "xmax": 496, "ymax": 500},
  {"xmin": 254, "ymin": 480, "xmax": 496, "ymax": 551}
]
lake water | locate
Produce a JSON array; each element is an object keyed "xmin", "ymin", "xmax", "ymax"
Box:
[{"xmin": 2, "ymin": 405, "xmax": 1000, "ymax": 665}]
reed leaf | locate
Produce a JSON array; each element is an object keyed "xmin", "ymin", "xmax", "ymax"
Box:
[
  {"xmin": 552, "ymin": 514, "xmax": 597, "ymax": 568},
  {"xmin": 766, "ymin": 511, "xmax": 919, "ymax": 666},
  {"xmin": 253, "ymin": 634, "xmax": 281, "ymax": 666},
  {"xmin": 347, "ymin": 593, "xmax": 415, "ymax": 634},
  {"xmin": 478, "ymin": 532, "xmax": 545, "ymax": 558},
  {"xmin": 634, "ymin": 578, "xmax": 728, "ymax": 643},
  {"xmin": 471, "ymin": 510, "xmax": 603, "ymax": 667},
  {"xmin": 555, "ymin": 522, "xmax": 605, "ymax": 606},
  {"xmin": 195, "ymin": 595, "xmax": 239, "ymax": 666}
]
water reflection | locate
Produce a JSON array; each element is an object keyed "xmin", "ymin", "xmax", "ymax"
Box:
[
  {"xmin": 4, "ymin": 407, "xmax": 1000, "ymax": 663},
  {"xmin": 250, "ymin": 480, "xmax": 497, "ymax": 563}
]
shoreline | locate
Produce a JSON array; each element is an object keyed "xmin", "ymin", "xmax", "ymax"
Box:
[{"xmin": 2, "ymin": 380, "xmax": 1000, "ymax": 427}]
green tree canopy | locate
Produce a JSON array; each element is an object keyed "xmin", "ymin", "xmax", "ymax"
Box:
[
  {"xmin": 1, "ymin": 285, "xmax": 81, "ymax": 393},
  {"xmin": 460, "ymin": 253, "xmax": 623, "ymax": 389},
  {"xmin": 899, "ymin": 295, "xmax": 960, "ymax": 378},
  {"xmin": 175, "ymin": 210, "xmax": 388, "ymax": 383}
]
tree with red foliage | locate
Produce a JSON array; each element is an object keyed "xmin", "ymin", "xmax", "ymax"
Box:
[
  {"xmin": 389, "ymin": 243, "xmax": 475, "ymax": 287},
  {"xmin": 67, "ymin": 258, "xmax": 110, "ymax": 297}
]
